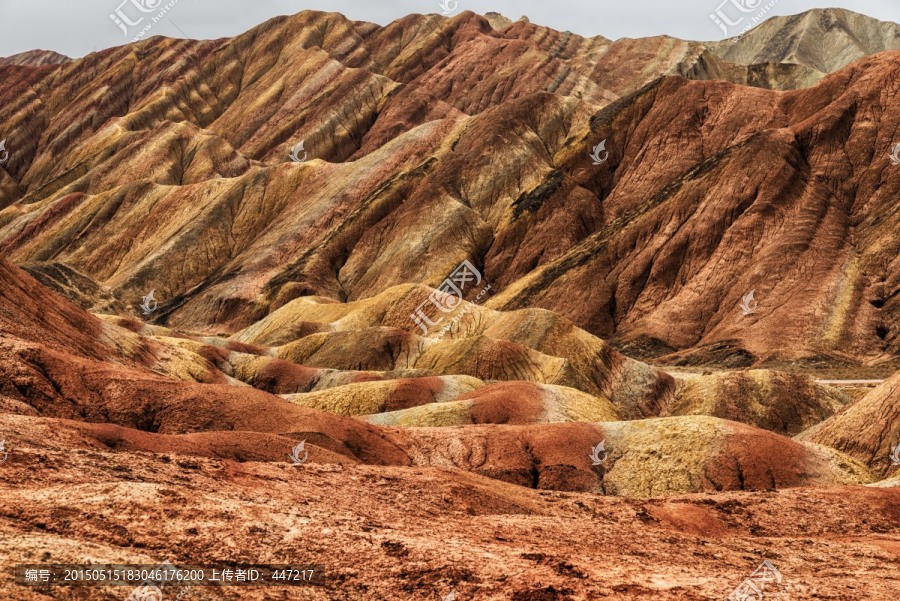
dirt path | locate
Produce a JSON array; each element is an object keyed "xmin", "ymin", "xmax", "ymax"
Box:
[{"xmin": 814, "ymin": 379, "xmax": 886, "ymax": 386}]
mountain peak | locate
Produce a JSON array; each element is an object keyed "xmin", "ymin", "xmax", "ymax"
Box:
[
  {"xmin": 710, "ymin": 7, "xmax": 900, "ymax": 74},
  {"xmin": 483, "ymin": 11, "xmax": 530, "ymax": 30},
  {"xmin": 0, "ymin": 49, "xmax": 70, "ymax": 67}
]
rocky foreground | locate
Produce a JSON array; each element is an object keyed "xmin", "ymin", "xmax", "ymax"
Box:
[{"xmin": 1, "ymin": 429, "xmax": 899, "ymax": 600}]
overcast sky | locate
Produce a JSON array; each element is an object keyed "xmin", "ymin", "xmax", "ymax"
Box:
[{"xmin": 1, "ymin": 0, "xmax": 898, "ymax": 58}]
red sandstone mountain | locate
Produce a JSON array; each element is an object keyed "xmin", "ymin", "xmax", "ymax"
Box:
[
  {"xmin": 0, "ymin": 7, "xmax": 899, "ymax": 599},
  {"xmin": 1, "ymin": 11, "xmax": 898, "ymax": 367}
]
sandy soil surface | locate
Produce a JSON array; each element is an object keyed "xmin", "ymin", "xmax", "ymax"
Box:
[{"xmin": 1, "ymin": 433, "xmax": 898, "ymax": 600}]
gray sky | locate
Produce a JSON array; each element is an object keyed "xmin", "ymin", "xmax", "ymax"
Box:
[{"xmin": 1, "ymin": 0, "xmax": 898, "ymax": 58}]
